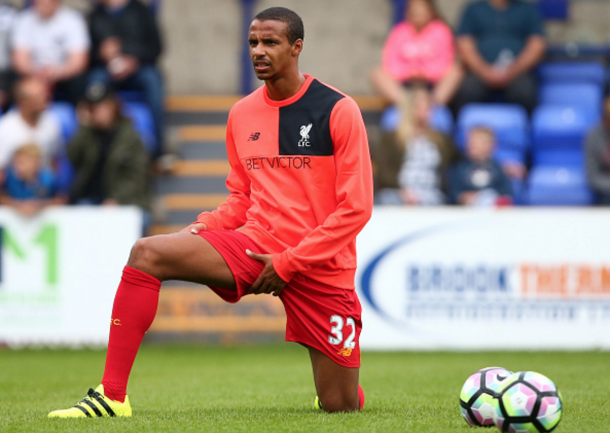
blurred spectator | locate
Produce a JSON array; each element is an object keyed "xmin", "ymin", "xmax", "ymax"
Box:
[
  {"xmin": 12, "ymin": 0, "xmax": 90, "ymax": 104},
  {"xmin": 452, "ymin": 0, "xmax": 546, "ymax": 115},
  {"xmin": 373, "ymin": 86, "xmax": 459, "ymax": 205},
  {"xmin": 0, "ymin": 1, "xmax": 17, "ymax": 109},
  {"xmin": 88, "ymin": 0, "xmax": 164, "ymax": 157},
  {"xmin": 0, "ymin": 77, "xmax": 61, "ymax": 171},
  {"xmin": 370, "ymin": 0, "xmax": 462, "ymax": 106},
  {"xmin": 68, "ymin": 82, "xmax": 151, "ymax": 227},
  {"xmin": 448, "ymin": 127, "xmax": 513, "ymax": 206},
  {"xmin": 585, "ymin": 97, "xmax": 610, "ymax": 205},
  {"xmin": 1, "ymin": 143, "xmax": 66, "ymax": 216}
]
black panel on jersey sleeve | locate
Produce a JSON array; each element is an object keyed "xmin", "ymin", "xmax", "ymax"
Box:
[{"xmin": 278, "ymin": 79, "xmax": 344, "ymax": 156}]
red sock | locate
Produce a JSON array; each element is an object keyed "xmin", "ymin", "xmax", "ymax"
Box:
[
  {"xmin": 358, "ymin": 384, "xmax": 365, "ymax": 410},
  {"xmin": 101, "ymin": 266, "xmax": 161, "ymax": 402}
]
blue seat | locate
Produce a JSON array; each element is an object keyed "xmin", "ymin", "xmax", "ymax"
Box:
[
  {"xmin": 430, "ymin": 105, "xmax": 453, "ymax": 136},
  {"xmin": 380, "ymin": 105, "xmax": 454, "ymax": 136},
  {"xmin": 379, "ymin": 106, "xmax": 400, "ymax": 132},
  {"xmin": 538, "ymin": 62, "xmax": 605, "ymax": 87},
  {"xmin": 118, "ymin": 91, "xmax": 146, "ymax": 103},
  {"xmin": 456, "ymin": 103, "xmax": 529, "ymax": 164},
  {"xmin": 538, "ymin": 83, "xmax": 603, "ymax": 112},
  {"xmin": 122, "ymin": 102, "xmax": 156, "ymax": 153},
  {"xmin": 511, "ymin": 178, "xmax": 527, "ymax": 206},
  {"xmin": 54, "ymin": 153, "xmax": 74, "ymax": 195},
  {"xmin": 537, "ymin": 0, "xmax": 569, "ymax": 21},
  {"xmin": 531, "ymin": 105, "xmax": 599, "ymax": 167},
  {"xmin": 48, "ymin": 102, "xmax": 78, "ymax": 143},
  {"xmin": 527, "ymin": 166, "xmax": 593, "ymax": 206}
]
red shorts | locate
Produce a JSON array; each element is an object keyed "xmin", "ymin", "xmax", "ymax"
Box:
[{"xmin": 198, "ymin": 230, "xmax": 362, "ymax": 368}]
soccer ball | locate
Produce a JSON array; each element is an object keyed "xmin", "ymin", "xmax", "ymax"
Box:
[
  {"xmin": 459, "ymin": 366, "xmax": 513, "ymax": 427},
  {"xmin": 493, "ymin": 371, "xmax": 563, "ymax": 433}
]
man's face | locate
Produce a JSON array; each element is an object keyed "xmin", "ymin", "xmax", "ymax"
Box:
[
  {"xmin": 248, "ymin": 19, "xmax": 301, "ymax": 82},
  {"xmin": 20, "ymin": 80, "xmax": 49, "ymax": 117},
  {"xmin": 34, "ymin": 0, "xmax": 59, "ymax": 19}
]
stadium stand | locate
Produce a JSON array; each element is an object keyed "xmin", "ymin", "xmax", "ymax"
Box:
[
  {"xmin": 536, "ymin": 0, "xmax": 569, "ymax": 20},
  {"xmin": 527, "ymin": 166, "xmax": 593, "ymax": 206},
  {"xmin": 531, "ymin": 104, "xmax": 599, "ymax": 168},
  {"xmin": 538, "ymin": 82, "xmax": 603, "ymax": 112},
  {"xmin": 537, "ymin": 62, "xmax": 605, "ymax": 88}
]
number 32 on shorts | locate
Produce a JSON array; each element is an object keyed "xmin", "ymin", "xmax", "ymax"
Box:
[{"xmin": 328, "ymin": 315, "xmax": 356, "ymax": 356}]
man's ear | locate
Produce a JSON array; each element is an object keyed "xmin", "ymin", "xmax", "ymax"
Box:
[{"xmin": 292, "ymin": 39, "xmax": 303, "ymax": 57}]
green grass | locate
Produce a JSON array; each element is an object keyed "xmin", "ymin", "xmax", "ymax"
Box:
[{"xmin": 0, "ymin": 344, "xmax": 608, "ymax": 432}]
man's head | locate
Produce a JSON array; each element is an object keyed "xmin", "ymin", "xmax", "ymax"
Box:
[
  {"xmin": 249, "ymin": 7, "xmax": 304, "ymax": 82},
  {"xmin": 467, "ymin": 127, "xmax": 496, "ymax": 162},
  {"xmin": 81, "ymin": 82, "xmax": 122, "ymax": 130},
  {"xmin": 103, "ymin": 0, "xmax": 130, "ymax": 10},
  {"xmin": 14, "ymin": 77, "xmax": 50, "ymax": 119},
  {"xmin": 34, "ymin": 0, "xmax": 60, "ymax": 19}
]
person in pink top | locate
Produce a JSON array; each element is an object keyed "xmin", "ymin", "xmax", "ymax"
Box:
[{"xmin": 371, "ymin": 0, "xmax": 463, "ymax": 106}]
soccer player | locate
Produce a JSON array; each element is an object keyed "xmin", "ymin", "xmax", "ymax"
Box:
[{"xmin": 48, "ymin": 6, "xmax": 373, "ymax": 417}]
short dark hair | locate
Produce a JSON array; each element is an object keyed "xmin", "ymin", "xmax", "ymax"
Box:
[{"xmin": 254, "ymin": 7, "xmax": 304, "ymax": 45}]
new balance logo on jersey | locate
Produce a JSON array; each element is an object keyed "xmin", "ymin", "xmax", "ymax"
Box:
[
  {"xmin": 337, "ymin": 348, "xmax": 353, "ymax": 357},
  {"xmin": 298, "ymin": 123, "xmax": 312, "ymax": 147},
  {"xmin": 248, "ymin": 132, "xmax": 261, "ymax": 141}
]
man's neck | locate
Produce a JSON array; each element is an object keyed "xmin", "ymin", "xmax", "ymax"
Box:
[
  {"xmin": 106, "ymin": 0, "xmax": 130, "ymax": 13},
  {"xmin": 265, "ymin": 72, "xmax": 306, "ymax": 101},
  {"xmin": 488, "ymin": 0, "xmax": 510, "ymax": 10},
  {"xmin": 20, "ymin": 110, "xmax": 40, "ymax": 128}
]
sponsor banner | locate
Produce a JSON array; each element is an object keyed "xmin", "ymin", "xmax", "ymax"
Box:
[
  {"xmin": 357, "ymin": 208, "xmax": 610, "ymax": 350},
  {"xmin": 150, "ymin": 286, "xmax": 286, "ymax": 338},
  {"xmin": 0, "ymin": 207, "xmax": 141, "ymax": 346}
]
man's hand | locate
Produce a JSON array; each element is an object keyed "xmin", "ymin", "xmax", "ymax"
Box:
[
  {"xmin": 246, "ymin": 250, "xmax": 287, "ymax": 297},
  {"xmin": 108, "ymin": 55, "xmax": 139, "ymax": 82},
  {"xmin": 182, "ymin": 222, "xmax": 208, "ymax": 234},
  {"xmin": 100, "ymin": 37, "xmax": 122, "ymax": 63},
  {"xmin": 479, "ymin": 65, "xmax": 510, "ymax": 88}
]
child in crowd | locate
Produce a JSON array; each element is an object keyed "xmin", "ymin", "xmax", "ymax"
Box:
[
  {"xmin": 1, "ymin": 143, "xmax": 65, "ymax": 216},
  {"xmin": 448, "ymin": 127, "xmax": 513, "ymax": 206}
]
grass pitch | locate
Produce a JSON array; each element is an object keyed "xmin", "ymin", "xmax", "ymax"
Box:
[{"xmin": 1, "ymin": 344, "xmax": 608, "ymax": 432}]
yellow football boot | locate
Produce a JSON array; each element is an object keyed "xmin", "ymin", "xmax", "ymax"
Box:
[{"xmin": 48, "ymin": 385, "xmax": 132, "ymax": 418}]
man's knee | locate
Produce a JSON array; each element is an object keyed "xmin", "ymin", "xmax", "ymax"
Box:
[
  {"xmin": 135, "ymin": 67, "xmax": 163, "ymax": 92},
  {"xmin": 505, "ymin": 74, "xmax": 537, "ymax": 113},
  {"xmin": 128, "ymin": 237, "xmax": 163, "ymax": 276}
]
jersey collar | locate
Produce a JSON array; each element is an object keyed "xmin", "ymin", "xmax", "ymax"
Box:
[{"xmin": 262, "ymin": 74, "xmax": 314, "ymax": 108}]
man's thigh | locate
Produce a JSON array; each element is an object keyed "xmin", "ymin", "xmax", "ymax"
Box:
[
  {"xmin": 281, "ymin": 276, "xmax": 362, "ymax": 368},
  {"xmin": 129, "ymin": 231, "xmax": 236, "ymax": 289}
]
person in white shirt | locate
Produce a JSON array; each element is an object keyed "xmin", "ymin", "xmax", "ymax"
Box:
[
  {"xmin": 12, "ymin": 0, "xmax": 90, "ymax": 103},
  {"xmin": 0, "ymin": 77, "xmax": 61, "ymax": 172}
]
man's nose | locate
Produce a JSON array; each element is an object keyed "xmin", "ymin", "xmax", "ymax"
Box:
[{"xmin": 252, "ymin": 44, "xmax": 265, "ymax": 57}]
